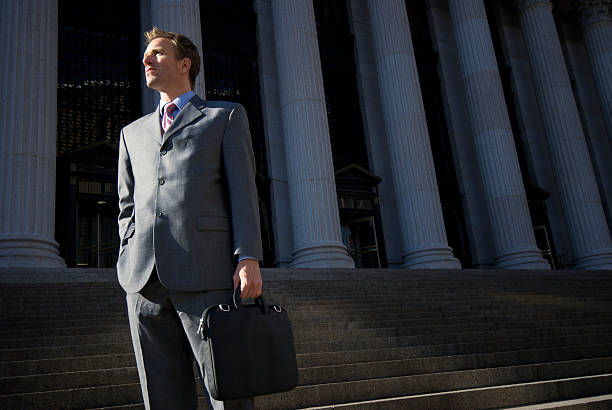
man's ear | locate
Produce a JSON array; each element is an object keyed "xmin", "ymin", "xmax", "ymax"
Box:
[{"xmin": 181, "ymin": 57, "xmax": 191, "ymax": 74}]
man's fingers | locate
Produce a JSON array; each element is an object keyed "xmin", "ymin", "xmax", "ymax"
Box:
[
  {"xmin": 240, "ymin": 282, "xmax": 262, "ymax": 299},
  {"xmin": 239, "ymin": 279, "xmax": 262, "ymax": 299}
]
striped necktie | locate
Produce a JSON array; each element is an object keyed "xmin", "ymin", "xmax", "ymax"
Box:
[{"xmin": 162, "ymin": 103, "xmax": 178, "ymax": 134}]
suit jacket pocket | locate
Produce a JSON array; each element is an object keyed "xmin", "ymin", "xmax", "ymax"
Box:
[{"xmin": 196, "ymin": 215, "xmax": 231, "ymax": 232}]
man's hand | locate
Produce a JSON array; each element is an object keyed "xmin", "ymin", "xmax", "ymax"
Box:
[{"xmin": 233, "ymin": 259, "xmax": 263, "ymax": 299}]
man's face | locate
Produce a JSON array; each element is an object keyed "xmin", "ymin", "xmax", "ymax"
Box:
[{"xmin": 142, "ymin": 37, "xmax": 184, "ymax": 92}]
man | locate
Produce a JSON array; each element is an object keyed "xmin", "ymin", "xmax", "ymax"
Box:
[{"xmin": 117, "ymin": 27, "xmax": 263, "ymax": 410}]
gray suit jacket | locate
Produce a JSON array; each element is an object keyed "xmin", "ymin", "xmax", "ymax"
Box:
[{"xmin": 116, "ymin": 95, "xmax": 263, "ymax": 294}]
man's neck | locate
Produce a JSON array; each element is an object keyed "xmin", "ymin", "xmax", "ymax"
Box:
[{"xmin": 159, "ymin": 86, "xmax": 192, "ymax": 103}]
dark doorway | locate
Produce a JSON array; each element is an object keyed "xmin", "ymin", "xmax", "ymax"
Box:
[{"xmin": 56, "ymin": 0, "xmax": 141, "ymax": 267}]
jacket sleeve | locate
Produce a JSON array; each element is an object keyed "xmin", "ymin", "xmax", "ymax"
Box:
[
  {"xmin": 222, "ymin": 104, "xmax": 263, "ymax": 263},
  {"xmin": 117, "ymin": 129, "xmax": 135, "ymax": 245}
]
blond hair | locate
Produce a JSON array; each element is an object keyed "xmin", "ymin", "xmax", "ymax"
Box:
[{"xmin": 145, "ymin": 27, "xmax": 201, "ymax": 90}]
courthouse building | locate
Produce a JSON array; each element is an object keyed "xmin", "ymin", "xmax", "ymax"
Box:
[{"xmin": 1, "ymin": 0, "xmax": 612, "ymax": 271}]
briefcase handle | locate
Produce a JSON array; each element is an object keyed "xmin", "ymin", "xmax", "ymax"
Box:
[{"xmin": 232, "ymin": 285, "xmax": 269, "ymax": 314}]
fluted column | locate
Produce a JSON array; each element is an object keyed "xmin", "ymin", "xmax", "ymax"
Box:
[
  {"xmin": 271, "ymin": 0, "xmax": 354, "ymax": 268},
  {"xmin": 518, "ymin": 0, "xmax": 612, "ymax": 269},
  {"xmin": 580, "ymin": 1, "xmax": 612, "ymax": 141},
  {"xmin": 149, "ymin": 0, "xmax": 206, "ymax": 98},
  {"xmin": 448, "ymin": 0, "xmax": 549, "ymax": 269},
  {"xmin": 366, "ymin": 0, "xmax": 460, "ymax": 268},
  {"xmin": 0, "ymin": 0, "xmax": 65, "ymax": 267}
]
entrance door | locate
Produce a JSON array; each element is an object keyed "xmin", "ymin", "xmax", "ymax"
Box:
[
  {"xmin": 76, "ymin": 200, "xmax": 119, "ymax": 268},
  {"xmin": 341, "ymin": 217, "xmax": 381, "ymax": 268}
]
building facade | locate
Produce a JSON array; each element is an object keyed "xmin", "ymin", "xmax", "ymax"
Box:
[{"xmin": 1, "ymin": 0, "xmax": 612, "ymax": 270}]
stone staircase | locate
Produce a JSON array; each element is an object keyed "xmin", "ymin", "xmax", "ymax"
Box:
[{"xmin": 1, "ymin": 268, "xmax": 612, "ymax": 409}]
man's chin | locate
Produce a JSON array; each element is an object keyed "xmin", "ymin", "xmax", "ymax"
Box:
[{"xmin": 145, "ymin": 80, "xmax": 160, "ymax": 91}]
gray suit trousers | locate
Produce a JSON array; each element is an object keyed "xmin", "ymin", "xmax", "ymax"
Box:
[{"xmin": 126, "ymin": 271, "xmax": 255, "ymax": 410}]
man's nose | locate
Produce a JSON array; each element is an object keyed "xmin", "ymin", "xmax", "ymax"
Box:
[{"xmin": 143, "ymin": 55, "xmax": 153, "ymax": 66}]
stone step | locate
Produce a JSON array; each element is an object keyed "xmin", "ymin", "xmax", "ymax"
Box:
[
  {"xmin": 295, "ymin": 374, "xmax": 612, "ymax": 410},
  {"xmin": 3, "ymin": 287, "xmax": 609, "ymax": 309},
  {"xmin": 4, "ymin": 280, "xmax": 604, "ymax": 294},
  {"xmin": 254, "ymin": 360, "xmax": 612, "ymax": 409},
  {"xmin": 292, "ymin": 317, "xmax": 612, "ymax": 343},
  {"xmin": 4, "ymin": 346, "xmax": 612, "ymax": 395},
  {"xmin": 1, "ymin": 353, "xmax": 135, "ymax": 377},
  {"xmin": 291, "ymin": 310, "xmax": 611, "ymax": 326},
  {"xmin": 2, "ymin": 308, "xmax": 606, "ymax": 333},
  {"xmin": 506, "ymin": 394, "xmax": 612, "ymax": 409},
  {"xmin": 294, "ymin": 324, "xmax": 612, "ymax": 353},
  {"xmin": 2, "ymin": 329, "xmax": 610, "ymax": 365},
  {"xmin": 4, "ymin": 340, "xmax": 611, "ymax": 379},
  {"xmin": 0, "ymin": 382, "xmax": 144, "ymax": 410},
  {"xmin": 2, "ymin": 297, "xmax": 586, "ymax": 317},
  {"xmin": 295, "ymin": 329, "xmax": 612, "ymax": 355},
  {"xmin": 0, "ymin": 312, "xmax": 128, "ymax": 325},
  {"xmin": 3, "ymin": 372, "xmax": 611, "ymax": 410},
  {"xmin": 3, "ymin": 319, "xmax": 610, "ymax": 351},
  {"xmin": 297, "ymin": 336, "xmax": 612, "ymax": 367},
  {"xmin": 0, "ymin": 342, "xmax": 133, "ymax": 362},
  {"xmin": 297, "ymin": 346, "xmax": 612, "ymax": 385},
  {"xmin": 4, "ymin": 313, "xmax": 610, "ymax": 343},
  {"xmin": 1, "ymin": 269, "xmax": 610, "ymax": 409},
  {"xmin": 5, "ymin": 358, "xmax": 606, "ymax": 409},
  {"xmin": 1, "ymin": 367, "xmax": 139, "ymax": 395},
  {"xmin": 0, "ymin": 332, "xmax": 132, "ymax": 349}
]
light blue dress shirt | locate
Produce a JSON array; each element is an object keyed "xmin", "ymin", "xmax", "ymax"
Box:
[{"xmin": 159, "ymin": 90, "xmax": 195, "ymax": 118}]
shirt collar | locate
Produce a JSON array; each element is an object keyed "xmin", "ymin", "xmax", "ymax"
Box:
[{"xmin": 159, "ymin": 90, "xmax": 195, "ymax": 115}]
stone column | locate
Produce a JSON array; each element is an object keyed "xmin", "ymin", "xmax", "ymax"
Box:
[
  {"xmin": 271, "ymin": 0, "xmax": 354, "ymax": 268},
  {"xmin": 347, "ymin": 0, "xmax": 404, "ymax": 267},
  {"xmin": 366, "ymin": 0, "xmax": 460, "ymax": 268},
  {"xmin": 142, "ymin": 0, "xmax": 206, "ymax": 110},
  {"xmin": 0, "ymin": 0, "xmax": 65, "ymax": 268},
  {"xmin": 448, "ymin": 0, "xmax": 549, "ymax": 269},
  {"xmin": 254, "ymin": 0, "xmax": 293, "ymax": 267},
  {"xmin": 580, "ymin": 1, "xmax": 612, "ymax": 141},
  {"xmin": 427, "ymin": 0, "xmax": 496, "ymax": 268},
  {"xmin": 518, "ymin": 0, "xmax": 612, "ymax": 269}
]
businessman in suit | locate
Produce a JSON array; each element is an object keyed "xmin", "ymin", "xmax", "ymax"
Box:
[{"xmin": 117, "ymin": 27, "xmax": 262, "ymax": 409}]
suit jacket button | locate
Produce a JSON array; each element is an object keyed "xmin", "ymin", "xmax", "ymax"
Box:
[
  {"xmin": 160, "ymin": 150, "xmax": 167, "ymax": 156},
  {"xmin": 159, "ymin": 178, "xmax": 165, "ymax": 185},
  {"xmin": 157, "ymin": 211, "xmax": 164, "ymax": 217}
]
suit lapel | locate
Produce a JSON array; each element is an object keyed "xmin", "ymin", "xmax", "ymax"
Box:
[
  {"xmin": 141, "ymin": 107, "xmax": 164, "ymax": 146},
  {"xmin": 161, "ymin": 96, "xmax": 207, "ymax": 146}
]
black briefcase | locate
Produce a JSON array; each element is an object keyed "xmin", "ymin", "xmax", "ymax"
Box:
[{"xmin": 197, "ymin": 287, "xmax": 299, "ymax": 400}]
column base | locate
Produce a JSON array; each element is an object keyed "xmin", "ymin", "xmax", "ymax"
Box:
[
  {"xmin": 401, "ymin": 246, "xmax": 462, "ymax": 269},
  {"xmin": 0, "ymin": 234, "xmax": 66, "ymax": 268},
  {"xmin": 494, "ymin": 247, "xmax": 550, "ymax": 269},
  {"xmin": 573, "ymin": 249, "xmax": 612, "ymax": 270},
  {"xmin": 289, "ymin": 241, "xmax": 355, "ymax": 268}
]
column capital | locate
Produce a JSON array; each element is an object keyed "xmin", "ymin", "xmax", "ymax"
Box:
[
  {"xmin": 516, "ymin": 0, "xmax": 552, "ymax": 14},
  {"xmin": 576, "ymin": 0, "xmax": 612, "ymax": 30}
]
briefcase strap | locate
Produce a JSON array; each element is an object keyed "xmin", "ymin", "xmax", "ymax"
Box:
[{"xmin": 232, "ymin": 285, "xmax": 268, "ymax": 313}]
